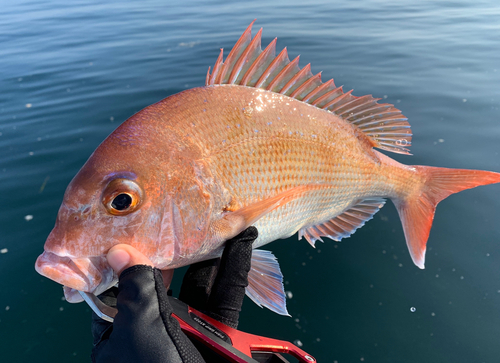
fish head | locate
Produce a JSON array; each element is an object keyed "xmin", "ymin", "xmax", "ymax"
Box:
[
  {"xmin": 35, "ymin": 117, "xmax": 210, "ymax": 302},
  {"xmin": 35, "ymin": 171, "xmax": 154, "ymax": 302}
]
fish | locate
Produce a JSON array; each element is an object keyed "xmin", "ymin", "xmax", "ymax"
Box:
[{"xmin": 35, "ymin": 21, "xmax": 500, "ymax": 315}]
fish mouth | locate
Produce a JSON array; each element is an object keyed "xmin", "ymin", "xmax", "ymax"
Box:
[{"xmin": 35, "ymin": 251, "xmax": 116, "ymax": 303}]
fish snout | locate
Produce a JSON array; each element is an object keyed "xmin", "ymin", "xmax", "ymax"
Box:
[{"xmin": 35, "ymin": 252, "xmax": 116, "ymax": 303}]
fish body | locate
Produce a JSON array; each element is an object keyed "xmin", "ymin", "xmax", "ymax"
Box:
[{"xmin": 36, "ymin": 22, "xmax": 500, "ymax": 315}]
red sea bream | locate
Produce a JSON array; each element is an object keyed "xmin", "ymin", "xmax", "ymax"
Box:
[{"xmin": 35, "ymin": 22, "xmax": 500, "ymax": 315}]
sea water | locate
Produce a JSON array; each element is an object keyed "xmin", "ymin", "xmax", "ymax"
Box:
[{"xmin": 1, "ymin": 1, "xmax": 500, "ymax": 361}]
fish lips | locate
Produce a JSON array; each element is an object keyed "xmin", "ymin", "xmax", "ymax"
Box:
[{"xmin": 35, "ymin": 251, "xmax": 116, "ymax": 303}]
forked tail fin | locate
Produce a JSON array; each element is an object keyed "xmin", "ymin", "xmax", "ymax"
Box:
[{"xmin": 394, "ymin": 166, "xmax": 500, "ymax": 269}]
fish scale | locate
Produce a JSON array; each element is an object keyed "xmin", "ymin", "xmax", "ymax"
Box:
[
  {"xmin": 35, "ymin": 21, "xmax": 500, "ymax": 316},
  {"xmin": 172, "ymin": 86, "xmax": 396, "ymax": 248}
]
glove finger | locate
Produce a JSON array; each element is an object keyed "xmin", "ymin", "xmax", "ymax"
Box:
[
  {"xmin": 178, "ymin": 258, "xmax": 220, "ymax": 312},
  {"xmin": 206, "ymin": 226, "xmax": 257, "ymax": 328}
]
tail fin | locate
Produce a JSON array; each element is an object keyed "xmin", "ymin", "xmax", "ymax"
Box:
[{"xmin": 394, "ymin": 166, "xmax": 500, "ymax": 269}]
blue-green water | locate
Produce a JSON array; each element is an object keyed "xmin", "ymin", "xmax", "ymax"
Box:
[{"xmin": 2, "ymin": 1, "xmax": 500, "ymax": 362}]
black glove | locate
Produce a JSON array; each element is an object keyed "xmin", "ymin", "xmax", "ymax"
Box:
[
  {"xmin": 91, "ymin": 227, "xmax": 258, "ymax": 363},
  {"xmin": 92, "ymin": 266, "xmax": 205, "ymax": 363},
  {"xmin": 180, "ymin": 226, "xmax": 257, "ymax": 328}
]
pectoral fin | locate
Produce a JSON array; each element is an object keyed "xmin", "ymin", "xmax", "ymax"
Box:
[
  {"xmin": 214, "ymin": 184, "xmax": 324, "ymax": 242},
  {"xmin": 246, "ymin": 249, "xmax": 289, "ymax": 316}
]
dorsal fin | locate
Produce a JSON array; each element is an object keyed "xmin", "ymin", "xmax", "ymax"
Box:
[{"xmin": 206, "ymin": 21, "xmax": 412, "ymax": 155}]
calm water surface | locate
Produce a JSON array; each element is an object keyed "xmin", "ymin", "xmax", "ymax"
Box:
[{"xmin": 2, "ymin": 1, "xmax": 500, "ymax": 362}]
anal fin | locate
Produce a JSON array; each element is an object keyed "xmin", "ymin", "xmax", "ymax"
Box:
[
  {"xmin": 299, "ymin": 198, "xmax": 386, "ymax": 246},
  {"xmin": 246, "ymin": 249, "xmax": 289, "ymax": 316}
]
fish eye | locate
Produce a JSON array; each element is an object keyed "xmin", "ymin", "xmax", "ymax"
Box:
[
  {"xmin": 111, "ymin": 193, "xmax": 132, "ymax": 211},
  {"xmin": 102, "ymin": 178, "xmax": 143, "ymax": 216}
]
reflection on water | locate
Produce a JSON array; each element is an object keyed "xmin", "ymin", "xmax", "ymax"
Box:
[{"xmin": 1, "ymin": 1, "xmax": 500, "ymax": 362}]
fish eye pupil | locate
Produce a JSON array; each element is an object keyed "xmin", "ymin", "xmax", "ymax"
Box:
[{"xmin": 111, "ymin": 193, "xmax": 132, "ymax": 211}]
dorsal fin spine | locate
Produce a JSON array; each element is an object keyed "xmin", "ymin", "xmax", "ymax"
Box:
[
  {"xmin": 208, "ymin": 49, "xmax": 224, "ymax": 85},
  {"xmin": 328, "ymin": 90, "xmax": 356, "ymax": 112},
  {"xmin": 254, "ymin": 47, "xmax": 289, "ymax": 88},
  {"xmin": 290, "ymin": 71, "xmax": 322, "ymax": 100},
  {"xmin": 216, "ymin": 20, "xmax": 254, "ymax": 84},
  {"xmin": 229, "ymin": 28, "xmax": 263, "ymax": 84},
  {"xmin": 205, "ymin": 66, "xmax": 210, "ymax": 85},
  {"xmin": 280, "ymin": 63, "xmax": 312, "ymax": 95},
  {"xmin": 241, "ymin": 38, "xmax": 277, "ymax": 86},
  {"xmin": 266, "ymin": 55, "xmax": 300, "ymax": 92},
  {"xmin": 323, "ymin": 89, "xmax": 353, "ymax": 111},
  {"xmin": 301, "ymin": 76, "xmax": 332, "ymax": 103},
  {"xmin": 311, "ymin": 86, "xmax": 343, "ymax": 107}
]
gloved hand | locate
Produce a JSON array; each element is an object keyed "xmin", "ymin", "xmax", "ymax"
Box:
[{"xmin": 91, "ymin": 227, "xmax": 258, "ymax": 363}]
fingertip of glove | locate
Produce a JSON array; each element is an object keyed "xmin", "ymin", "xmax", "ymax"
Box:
[
  {"xmin": 244, "ymin": 226, "xmax": 258, "ymax": 240},
  {"xmin": 231, "ymin": 226, "xmax": 258, "ymax": 243}
]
